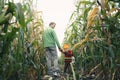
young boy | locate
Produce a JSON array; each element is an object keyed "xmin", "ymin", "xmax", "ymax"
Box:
[{"xmin": 62, "ymin": 44, "xmax": 75, "ymax": 74}]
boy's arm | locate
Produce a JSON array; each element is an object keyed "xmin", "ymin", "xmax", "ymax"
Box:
[{"xmin": 70, "ymin": 51, "xmax": 75, "ymax": 63}]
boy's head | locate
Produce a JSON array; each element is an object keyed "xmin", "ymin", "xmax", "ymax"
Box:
[{"xmin": 63, "ymin": 44, "xmax": 70, "ymax": 51}]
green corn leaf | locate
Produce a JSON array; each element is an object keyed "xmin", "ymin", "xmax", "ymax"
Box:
[
  {"xmin": 15, "ymin": 3, "xmax": 26, "ymax": 29},
  {"xmin": 6, "ymin": 2, "xmax": 15, "ymax": 15},
  {"xmin": 116, "ymin": 64, "xmax": 120, "ymax": 67}
]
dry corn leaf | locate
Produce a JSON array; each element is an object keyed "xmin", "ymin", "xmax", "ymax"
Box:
[
  {"xmin": 88, "ymin": 6, "xmax": 99, "ymax": 18},
  {"xmin": 87, "ymin": 6, "xmax": 99, "ymax": 28},
  {"xmin": 105, "ymin": 0, "xmax": 108, "ymax": 3},
  {"xmin": 107, "ymin": 8, "xmax": 117, "ymax": 15},
  {"xmin": 72, "ymin": 39, "xmax": 86, "ymax": 50}
]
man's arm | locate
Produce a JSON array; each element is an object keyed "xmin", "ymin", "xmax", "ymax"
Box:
[{"xmin": 52, "ymin": 30, "xmax": 62, "ymax": 50}]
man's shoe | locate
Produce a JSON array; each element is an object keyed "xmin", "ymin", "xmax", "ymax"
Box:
[
  {"xmin": 53, "ymin": 72, "xmax": 60, "ymax": 77},
  {"xmin": 53, "ymin": 72, "xmax": 57, "ymax": 76}
]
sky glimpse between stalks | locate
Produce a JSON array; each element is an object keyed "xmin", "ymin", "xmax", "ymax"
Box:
[
  {"xmin": 36, "ymin": 0, "xmax": 75, "ymax": 43},
  {"xmin": 37, "ymin": 0, "xmax": 75, "ymax": 56},
  {"xmin": 14, "ymin": 0, "xmax": 75, "ymax": 44},
  {"xmin": 14, "ymin": 0, "xmax": 75, "ymax": 56}
]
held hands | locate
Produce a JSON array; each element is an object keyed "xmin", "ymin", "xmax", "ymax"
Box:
[{"xmin": 59, "ymin": 48, "xmax": 63, "ymax": 53}]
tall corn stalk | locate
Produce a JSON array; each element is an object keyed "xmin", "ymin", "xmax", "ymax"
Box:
[
  {"xmin": 0, "ymin": 0, "xmax": 45, "ymax": 80},
  {"xmin": 64, "ymin": 0, "xmax": 120, "ymax": 79}
]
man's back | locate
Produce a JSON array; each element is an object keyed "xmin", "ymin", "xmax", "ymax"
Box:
[{"xmin": 43, "ymin": 27, "xmax": 60, "ymax": 48}]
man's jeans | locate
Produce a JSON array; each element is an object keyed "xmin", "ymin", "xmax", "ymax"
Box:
[{"xmin": 45, "ymin": 47, "xmax": 59, "ymax": 74}]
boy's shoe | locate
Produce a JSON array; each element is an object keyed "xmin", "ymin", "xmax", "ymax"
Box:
[
  {"xmin": 43, "ymin": 75, "xmax": 53, "ymax": 80},
  {"xmin": 63, "ymin": 72, "xmax": 69, "ymax": 76}
]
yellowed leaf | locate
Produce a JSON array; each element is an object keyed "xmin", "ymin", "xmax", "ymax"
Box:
[{"xmin": 107, "ymin": 8, "xmax": 117, "ymax": 15}]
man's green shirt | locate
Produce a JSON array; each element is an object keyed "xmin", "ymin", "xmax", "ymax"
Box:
[{"xmin": 42, "ymin": 27, "xmax": 61, "ymax": 48}]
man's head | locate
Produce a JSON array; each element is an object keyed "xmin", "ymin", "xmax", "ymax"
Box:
[{"xmin": 49, "ymin": 22, "xmax": 56, "ymax": 29}]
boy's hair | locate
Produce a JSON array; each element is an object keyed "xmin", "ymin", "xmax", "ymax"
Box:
[
  {"xmin": 63, "ymin": 43, "xmax": 70, "ymax": 49},
  {"xmin": 49, "ymin": 22, "xmax": 56, "ymax": 26}
]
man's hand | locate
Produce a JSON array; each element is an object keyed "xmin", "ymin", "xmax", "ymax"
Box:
[{"xmin": 59, "ymin": 48, "xmax": 63, "ymax": 53}]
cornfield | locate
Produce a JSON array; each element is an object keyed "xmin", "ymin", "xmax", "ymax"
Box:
[
  {"xmin": 0, "ymin": 0, "xmax": 120, "ymax": 80},
  {"xmin": 64, "ymin": 0, "xmax": 120, "ymax": 79},
  {"xmin": 0, "ymin": 0, "xmax": 46, "ymax": 80}
]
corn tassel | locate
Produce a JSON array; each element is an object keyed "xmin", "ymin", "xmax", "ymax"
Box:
[{"xmin": 87, "ymin": 6, "xmax": 99, "ymax": 28}]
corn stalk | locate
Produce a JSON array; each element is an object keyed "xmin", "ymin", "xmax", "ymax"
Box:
[
  {"xmin": 0, "ymin": 0, "xmax": 45, "ymax": 79},
  {"xmin": 64, "ymin": 0, "xmax": 120, "ymax": 79}
]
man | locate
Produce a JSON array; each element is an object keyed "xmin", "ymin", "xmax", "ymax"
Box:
[{"xmin": 42, "ymin": 22, "xmax": 62, "ymax": 76}]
